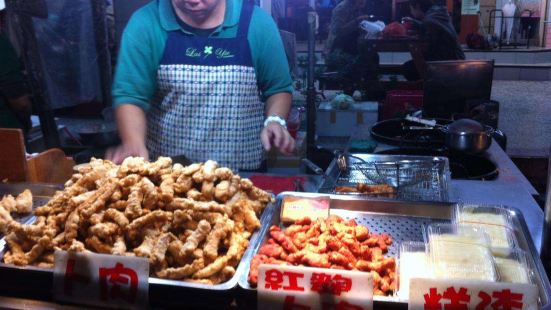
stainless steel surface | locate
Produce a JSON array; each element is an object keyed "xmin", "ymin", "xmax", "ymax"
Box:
[
  {"xmin": 320, "ymin": 154, "xmax": 450, "ymax": 202},
  {"xmin": 237, "ymin": 192, "xmax": 551, "ymax": 309},
  {"xmin": 539, "ymin": 146, "xmax": 551, "ymax": 269},
  {"xmin": 0, "ymin": 196, "xmax": 276, "ymax": 294}
]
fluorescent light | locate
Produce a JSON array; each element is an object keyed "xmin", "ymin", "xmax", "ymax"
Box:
[{"xmin": 0, "ymin": 0, "xmax": 5, "ymax": 10}]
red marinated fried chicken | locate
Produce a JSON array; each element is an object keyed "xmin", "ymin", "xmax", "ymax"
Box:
[{"xmin": 248, "ymin": 216, "xmax": 396, "ymax": 296}]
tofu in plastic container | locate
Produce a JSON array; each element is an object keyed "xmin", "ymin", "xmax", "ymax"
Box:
[
  {"xmin": 427, "ymin": 223, "xmax": 498, "ymax": 282},
  {"xmin": 454, "ymin": 203, "xmax": 518, "ymax": 256},
  {"xmin": 397, "ymin": 241, "xmax": 430, "ymax": 300},
  {"xmin": 494, "ymin": 249, "xmax": 535, "ymax": 284}
]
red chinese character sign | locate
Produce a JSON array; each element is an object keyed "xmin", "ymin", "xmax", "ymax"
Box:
[
  {"xmin": 258, "ymin": 264, "xmax": 373, "ymax": 310},
  {"xmin": 408, "ymin": 278, "xmax": 539, "ymax": 310},
  {"xmin": 53, "ymin": 250, "xmax": 149, "ymax": 309}
]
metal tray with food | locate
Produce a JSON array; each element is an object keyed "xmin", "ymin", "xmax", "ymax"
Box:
[
  {"xmin": 236, "ymin": 192, "xmax": 551, "ymax": 309},
  {"xmin": 0, "ymin": 183, "xmax": 62, "ymax": 235},
  {"xmin": 319, "ymin": 154, "xmax": 450, "ymax": 202},
  {"xmin": 0, "ymin": 158, "xmax": 275, "ymax": 308}
]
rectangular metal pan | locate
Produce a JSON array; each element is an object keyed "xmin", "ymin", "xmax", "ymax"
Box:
[
  {"xmin": 319, "ymin": 154, "xmax": 450, "ymax": 202},
  {"xmin": 0, "ymin": 192, "xmax": 275, "ymax": 308},
  {"xmin": 237, "ymin": 192, "xmax": 551, "ymax": 309}
]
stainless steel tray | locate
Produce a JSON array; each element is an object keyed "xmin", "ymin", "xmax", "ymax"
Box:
[
  {"xmin": 237, "ymin": 192, "xmax": 551, "ymax": 309},
  {"xmin": 0, "ymin": 191, "xmax": 275, "ymax": 308},
  {"xmin": 0, "ymin": 183, "xmax": 61, "ymax": 234},
  {"xmin": 319, "ymin": 154, "xmax": 450, "ymax": 202}
]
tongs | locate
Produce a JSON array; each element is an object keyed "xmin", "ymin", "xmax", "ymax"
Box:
[{"xmin": 403, "ymin": 115, "xmax": 445, "ymax": 131}]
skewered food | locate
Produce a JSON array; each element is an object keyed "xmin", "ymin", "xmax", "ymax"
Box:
[
  {"xmin": 0, "ymin": 157, "xmax": 273, "ymax": 284},
  {"xmin": 248, "ymin": 215, "xmax": 396, "ymax": 296},
  {"xmin": 335, "ymin": 183, "xmax": 396, "ymax": 196}
]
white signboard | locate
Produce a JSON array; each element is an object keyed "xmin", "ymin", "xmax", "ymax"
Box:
[
  {"xmin": 258, "ymin": 264, "xmax": 373, "ymax": 310},
  {"xmin": 461, "ymin": 0, "xmax": 480, "ymax": 15},
  {"xmin": 408, "ymin": 277, "xmax": 539, "ymax": 310},
  {"xmin": 53, "ymin": 250, "xmax": 149, "ymax": 309}
]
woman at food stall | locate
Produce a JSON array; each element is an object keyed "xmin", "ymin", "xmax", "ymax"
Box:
[
  {"xmin": 107, "ymin": 0, "xmax": 295, "ymax": 171},
  {"xmin": 402, "ymin": 0, "xmax": 465, "ymax": 80}
]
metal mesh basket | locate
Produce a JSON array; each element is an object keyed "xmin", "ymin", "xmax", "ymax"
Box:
[{"xmin": 319, "ymin": 154, "xmax": 450, "ymax": 202}]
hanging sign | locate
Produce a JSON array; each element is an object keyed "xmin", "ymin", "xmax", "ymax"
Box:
[{"xmin": 257, "ymin": 264, "xmax": 373, "ymax": 310}]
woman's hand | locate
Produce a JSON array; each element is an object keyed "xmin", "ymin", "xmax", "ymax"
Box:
[
  {"xmin": 105, "ymin": 142, "xmax": 149, "ymax": 164},
  {"xmin": 261, "ymin": 122, "xmax": 296, "ymax": 156}
]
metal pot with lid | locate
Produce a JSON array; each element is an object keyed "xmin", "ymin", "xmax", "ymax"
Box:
[{"xmin": 405, "ymin": 116, "xmax": 500, "ymax": 154}]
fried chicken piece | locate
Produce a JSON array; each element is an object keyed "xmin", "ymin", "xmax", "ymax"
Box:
[
  {"xmin": 354, "ymin": 225, "xmax": 369, "ymax": 241},
  {"xmin": 301, "ymin": 252, "xmax": 330, "ymax": 268},
  {"xmin": 8, "ymin": 218, "xmax": 45, "ymax": 240},
  {"xmin": 141, "ymin": 177, "xmax": 157, "ymax": 209},
  {"xmin": 64, "ymin": 210, "xmax": 80, "ymax": 243},
  {"xmin": 89, "ymin": 222, "xmax": 119, "ymax": 240},
  {"xmin": 119, "ymin": 157, "xmax": 147, "ymax": 176},
  {"xmin": 194, "ymin": 232, "xmax": 248, "ymax": 278},
  {"xmin": 258, "ymin": 243, "xmax": 286, "ymax": 259},
  {"xmin": 269, "ymin": 227, "xmax": 298, "ymax": 253},
  {"xmin": 329, "ymin": 251, "xmax": 354, "ymax": 269},
  {"xmin": 85, "ymin": 236, "xmax": 113, "ymax": 254},
  {"xmin": 104, "ymin": 209, "xmax": 129, "ymax": 228},
  {"xmin": 15, "ymin": 189, "xmax": 33, "ymax": 214},
  {"xmin": 152, "ymin": 233, "xmax": 173, "ymax": 266},
  {"xmin": 125, "ymin": 181, "xmax": 144, "ymax": 220},
  {"xmin": 201, "ymin": 182, "xmax": 215, "ymax": 201},
  {"xmin": 0, "ymin": 205, "xmax": 13, "ymax": 233},
  {"xmin": 182, "ymin": 163, "xmax": 202, "ymax": 176},
  {"xmin": 203, "ymin": 218, "xmax": 232, "ymax": 260},
  {"xmin": 107, "ymin": 200, "xmax": 128, "ymax": 211},
  {"xmin": 232, "ymin": 199, "xmax": 261, "ymax": 231},
  {"xmin": 126, "ymin": 210, "xmax": 173, "ymax": 240},
  {"xmin": 145, "ymin": 156, "xmax": 172, "ymax": 176},
  {"xmin": 80, "ymin": 180, "xmax": 118, "ymax": 218},
  {"xmin": 89, "ymin": 212, "xmax": 105, "ymax": 225},
  {"xmin": 183, "ymin": 220, "xmax": 211, "ymax": 255},
  {"xmin": 24, "ymin": 236, "xmax": 51, "ymax": 264},
  {"xmin": 214, "ymin": 167, "xmax": 233, "ymax": 180},
  {"xmin": 156, "ymin": 256, "xmax": 205, "ymax": 279},
  {"xmin": 159, "ymin": 177, "xmax": 174, "ymax": 203},
  {"xmin": 186, "ymin": 188, "xmax": 203, "ymax": 201},
  {"xmin": 167, "ymin": 239, "xmax": 188, "ymax": 265},
  {"xmin": 208, "ymin": 266, "xmax": 236, "ymax": 284},
  {"xmin": 134, "ymin": 234, "xmax": 158, "ymax": 259},
  {"xmin": 169, "ymin": 198, "xmax": 226, "ymax": 213},
  {"xmin": 0, "ymin": 194, "xmax": 16, "ymax": 212},
  {"xmin": 174, "ymin": 175, "xmax": 193, "ymax": 195},
  {"xmin": 68, "ymin": 239, "xmax": 89, "ymax": 253},
  {"xmin": 201, "ymin": 160, "xmax": 218, "ymax": 182}
]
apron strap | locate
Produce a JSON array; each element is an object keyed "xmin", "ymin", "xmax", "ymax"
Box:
[{"xmin": 236, "ymin": 1, "xmax": 255, "ymax": 37}]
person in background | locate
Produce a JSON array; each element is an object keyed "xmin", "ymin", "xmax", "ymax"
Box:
[
  {"xmin": 402, "ymin": 0, "xmax": 465, "ymax": 80},
  {"xmin": 107, "ymin": 0, "xmax": 295, "ymax": 171},
  {"xmin": 324, "ymin": 0, "xmax": 379, "ymax": 92},
  {"xmin": 0, "ymin": 33, "xmax": 32, "ymax": 135}
]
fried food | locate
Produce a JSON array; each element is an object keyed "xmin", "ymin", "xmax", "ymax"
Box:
[
  {"xmin": 336, "ymin": 184, "xmax": 397, "ymax": 196},
  {"xmin": 1, "ymin": 157, "xmax": 272, "ymax": 285},
  {"xmin": 248, "ymin": 216, "xmax": 396, "ymax": 296}
]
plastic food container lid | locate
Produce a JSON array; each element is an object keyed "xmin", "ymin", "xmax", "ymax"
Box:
[
  {"xmin": 454, "ymin": 203, "xmax": 515, "ymax": 230},
  {"xmin": 427, "ymin": 223, "xmax": 498, "ymax": 281},
  {"xmin": 494, "ymin": 249, "xmax": 535, "ymax": 285},
  {"xmin": 398, "ymin": 241, "xmax": 430, "ymax": 300}
]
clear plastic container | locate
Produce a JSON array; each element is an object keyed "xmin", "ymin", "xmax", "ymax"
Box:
[
  {"xmin": 494, "ymin": 249, "xmax": 534, "ymax": 284},
  {"xmin": 454, "ymin": 204, "xmax": 518, "ymax": 255},
  {"xmin": 398, "ymin": 241, "xmax": 430, "ymax": 300},
  {"xmin": 427, "ymin": 223, "xmax": 498, "ymax": 281}
]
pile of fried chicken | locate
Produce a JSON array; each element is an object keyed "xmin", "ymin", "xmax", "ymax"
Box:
[
  {"xmin": 248, "ymin": 215, "xmax": 396, "ymax": 296},
  {"xmin": 0, "ymin": 157, "xmax": 273, "ymax": 284}
]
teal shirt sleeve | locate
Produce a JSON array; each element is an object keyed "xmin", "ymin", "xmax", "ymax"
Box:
[
  {"xmin": 112, "ymin": 3, "xmax": 167, "ymax": 111},
  {"xmin": 248, "ymin": 7, "xmax": 293, "ymax": 99}
]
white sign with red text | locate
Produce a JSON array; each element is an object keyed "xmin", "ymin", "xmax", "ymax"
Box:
[
  {"xmin": 258, "ymin": 264, "xmax": 373, "ymax": 310},
  {"xmin": 53, "ymin": 250, "xmax": 149, "ymax": 309},
  {"xmin": 408, "ymin": 277, "xmax": 539, "ymax": 310}
]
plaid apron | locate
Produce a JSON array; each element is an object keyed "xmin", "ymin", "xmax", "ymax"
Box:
[{"xmin": 148, "ymin": 2, "xmax": 264, "ymax": 170}]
